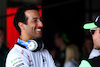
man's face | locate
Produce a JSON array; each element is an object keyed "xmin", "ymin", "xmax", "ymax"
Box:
[
  {"xmin": 91, "ymin": 28, "xmax": 100, "ymax": 49},
  {"xmin": 24, "ymin": 10, "xmax": 43, "ymax": 39}
]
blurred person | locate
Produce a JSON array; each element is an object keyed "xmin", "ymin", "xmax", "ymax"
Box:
[
  {"xmin": 0, "ymin": 27, "xmax": 5, "ymax": 48},
  {"xmin": 64, "ymin": 44, "xmax": 79, "ymax": 67},
  {"xmin": 54, "ymin": 32, "xmax": 70, "ymax": 67},
  {"xmin": 6, "ymin": 4, "xmax": 56, "ymax": 67},
  {"xmin": 79, "ymin": 15, "xmax": 100, "ymax": 67},
  {"xmin": 82, "ymin": 37, "xmax": 93, "ymax": 59},
  {"xmin": 0, "ymin": 27, "xmax": 9, "ymax": 67}
]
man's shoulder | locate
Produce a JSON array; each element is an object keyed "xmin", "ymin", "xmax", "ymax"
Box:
[
  {"xmin": 7, "ymin": 44, "xmax": 26, "ymax": 58},
  {"xmin": 8, "ymin": 45, "xmax": 20, "ymax": 53},
  {"xmin": 6, "ymin": 44, "xmax": 29, "ymax": 64},
  {"xmin": 40, "ymin": 49, "xmax": 52, "ymax": 57},
  {"xmin": 79, "ymin": 56, "xmax": 100, "ymax": 67},
  {"xmin": 79, "ymin": 60, "xmax": 92, "ymax": 67},
  {"xmin": 7, "ymin": 46, "xmax": 20, "ymax": 58},
  {"xmin": 88, "ymin": 56, "xmax": 100, "ymax": 67},
  {"xmin": 41, "ymin": 49, "xmax": 50, "ymax": 54}
]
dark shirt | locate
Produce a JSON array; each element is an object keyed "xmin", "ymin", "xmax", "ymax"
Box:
[
  {"xmin": 87, "ymin": 56, "xmax": 100, "ymax": 67},
  {"xmin": 54, "ymin": 48, "xmax": 66, "ymax": 67},
  {"xmin": 0, "ymin": 44, "xmax": 10, "ymax": 67}
]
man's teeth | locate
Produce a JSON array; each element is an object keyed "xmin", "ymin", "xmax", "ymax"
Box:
[{"xmin": 36, "ymin": 29, "xmax": 41, "ymax": 31}]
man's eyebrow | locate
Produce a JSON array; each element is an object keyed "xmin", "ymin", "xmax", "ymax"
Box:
[
  {"xmin": 32, "ymin": 17, "xmax": 41, "ymax": 20},
  {"xmin": 32, "ymin": 18, "xmax": 38, "ymax": 19}
]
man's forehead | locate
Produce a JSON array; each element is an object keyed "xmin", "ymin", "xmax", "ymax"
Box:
[
  {"xmin": 25, "ymin": 9, "xmax": 38, "ymax": 12},
  {"xmin": 25, "ymin": 10, "xmax": 40, "ymax": 18},
  {"xmin": 25, "ymin": 10, "xmax": 39, "ymax": 15},
  {"xmin": 90, "ymin": 27, "xmax": 100, "ymax": 30},
  {"xmin": 25, "ymin": 9, "xmax": 39, "ymax": 13}
]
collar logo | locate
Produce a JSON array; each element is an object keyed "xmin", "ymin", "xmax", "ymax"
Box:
[{"xmin": 42, "ymin": 55, "xmax": 47, "ymax": 64}]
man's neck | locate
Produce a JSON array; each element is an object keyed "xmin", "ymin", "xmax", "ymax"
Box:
[{"xmin": 20, "ymin": 33, "xmax": 32, "ymax": 41}]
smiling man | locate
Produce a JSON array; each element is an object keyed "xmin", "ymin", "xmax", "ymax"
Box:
[
  {"xmin": 6, "ymin": 4, "xmax": 56, "ymax": 67},
  {"xmin": 79, "ymin": 15, "xmax": 100, "ymax": 67}
]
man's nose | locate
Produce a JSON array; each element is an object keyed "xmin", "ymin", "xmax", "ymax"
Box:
[{"xmin": 38, "ymin": 20, "xmax": 43, "ymax": 27}]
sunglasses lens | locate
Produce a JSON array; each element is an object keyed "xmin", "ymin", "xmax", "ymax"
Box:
[{"xmin": 90, "ymin": 30, "xmax": 95, "ymax": 35}]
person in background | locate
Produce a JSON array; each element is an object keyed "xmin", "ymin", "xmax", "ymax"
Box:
[
  {"xmin": 54, "ymin": 32, "xmax": 70, "ymax": 67},
  {"xmin": 82, "ymin": 37, "xmax": 93, "ymax": 59},
  {"xmin": 0, "ymin": 27, "xmax": 9, "ymax": 67},
  {"xmin": 64, "ymin": 44, "xmax": 79, "ymax": 67}
]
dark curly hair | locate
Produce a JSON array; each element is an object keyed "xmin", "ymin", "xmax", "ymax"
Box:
[{"xmin": 13, "ymin": 4, "xmax": 39, "ymax": 35}]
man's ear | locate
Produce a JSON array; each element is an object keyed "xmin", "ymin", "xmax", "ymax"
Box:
[{"xmin": 18, "ymin": 22, "xmax": 25, "ymax": 30}]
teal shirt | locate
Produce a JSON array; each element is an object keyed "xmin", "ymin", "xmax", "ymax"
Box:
[{"xmin": 79, "ymin": 60, "xmax": 92, "ymax": 67}]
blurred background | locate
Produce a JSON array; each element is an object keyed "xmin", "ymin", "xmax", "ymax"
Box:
[{"xmin": 0, "ymin": 0, "xmax": 100, "ymax": 66}]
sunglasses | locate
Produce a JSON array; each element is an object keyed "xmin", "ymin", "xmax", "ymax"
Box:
[
  {"xmin": 90, "ymin": 30, "xmax": 95, "ymax": 35},
  {"xmin": 90, "ymin": 28, "xmax": 100, "ymax": 35}
]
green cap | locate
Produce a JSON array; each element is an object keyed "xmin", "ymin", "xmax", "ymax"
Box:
[
  {"xmin": 83, "ymin": 15, "xmax": 100, "ymax": 29},
  {"xmin": 83, "ymin": 22, "xmax": 98, "ymax": 29}
]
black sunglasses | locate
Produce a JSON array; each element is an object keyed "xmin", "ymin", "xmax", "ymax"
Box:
[
  {"xmin": 90, "ymin": 30, "xmax": 96, "ymax": 35},
  {"xmin": 90, "ymin": 28, "xmax": 100, "ymax": 35}
]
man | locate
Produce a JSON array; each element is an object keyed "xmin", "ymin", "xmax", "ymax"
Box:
[
  {"xmin": 6, "ymin": 4, "xmax": 56, "ymax": 67},
  {"xmin": 79, "ymin": 15, "xmax": 100, "ymax": 67}
]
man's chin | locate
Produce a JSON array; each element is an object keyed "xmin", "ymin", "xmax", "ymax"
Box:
[
  {"xmin": 94, "ymin": 46, "xmax": 100, "ymax": 50},
  {"xmin": 36, "ymin": 34, "xmax": 42, "ymax": 39}
]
